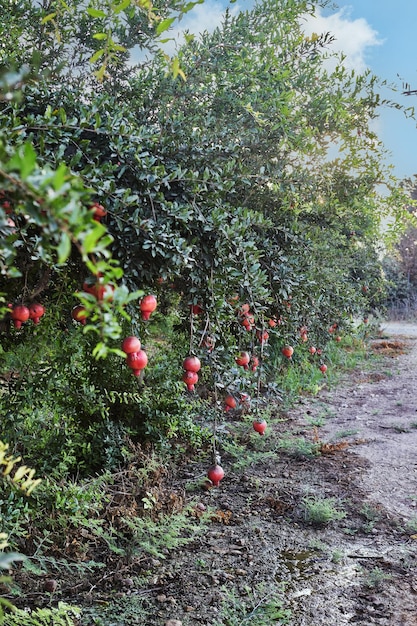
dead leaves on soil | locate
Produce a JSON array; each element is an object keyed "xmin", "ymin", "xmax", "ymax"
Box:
[{"xmin": 370, "ymin": 340, "xmax": 407, "ymax": 357}]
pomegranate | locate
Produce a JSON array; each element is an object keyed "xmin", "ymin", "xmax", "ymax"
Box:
[
  {"xmin": 235, "ymin": 351, "xmax": 250, "ymax": 369},
  {"xmin": 309, "ymin": 346, "xmax": 317, "ymax": 355},
  {"xmin": 91, "ymin": 202, "xmax": 107, "ymax": 221},
  {"xmin": 256, "ymin": 330, "xmax": 269, "ymax": 343},
  {"xmin": 190, "ymin": 303, "xmax": 204, "ymax": 315},
  {"xmin": 83, "ymin": 280, "xmax": 114, "ymax": 301},
  {"xmin": 268, "ymin": 317, "xmax": 277, "ymax": 328},
  {"xmin": 126, "ymin": 349, "xmax": 148, "ymax": 371},
  {"xmin": 207, "ymin": 464, "xmax": 224, "ymax": 487},
  {"xmin": 122, "ymin": 336, "xmax": 141, "ymax": 354},
  {"xmin": 183, "ymin": 370, "xmax": 198, "ymax": 391},
  {"xmin": 300, "ymin": 333, "xmax": 308, "ymax": 343},
  {"xmin": 281, "ymin": 345, "xmax": 294, "ymax": 359},
  {"xmin": 28, "ymin": 303, "xmax": 45, "ymax": 324},
  {"xmin": 253, "ymin": 419, "xmax": 267, "ymax": 435},
  {"xmin": 11, "ymin": 305, "xmax": 30, "ymax": 329},
  {"xmin": 319, "ymin": 363, "xmax": 327, "ymax": 373},
  {"xmin": 224, "ymin": 394, "xmax": 237, "ymax": 412},
  {"xmin": 182, "ymin": 355, "xmax": 201, "ymax": 373},
  {"xmin": 71, "ymin": 305, "xmax": 88, "ymax": 325},
  {"xmin": 140, "ymin": 295, "xmax": 157, "ymax": 320},
  {"xmin": 335, "ymin": 335, "xmax": 342, "ymax": 342},
  {"xmin": 250, "ymin": 355, "xmax": 259, "ymax": 372}
]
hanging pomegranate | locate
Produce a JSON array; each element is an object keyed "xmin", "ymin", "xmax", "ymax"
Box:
[
  {"xmin": 91, "ymin": 202, "xmax": 107, "ymax": 221},
  {"xmin": 182, "ymin": 355, "xmax": 201, "ymax": 373},
  {"xmin": 224, "ymin": 395, "xmax": 237, "ymax": 412},
  {"xmin": 28, "ymin": 303, "xmax": 45, "ymax": 325},
  {"xmin": 126, "ymin": 349, "xmax": 148, "ymax": 372},
  {"xmin": 11, "ymin": 305, "xmax": 30, "ymax": 329},
  {"xmin": 253, "ymin": 419, "xmax": 267, "ymax": 435},
  {"xmin": 122, "ymin": 336, "xmax": 141, "ymax": 354},
  {"xmin": 183, "ymin": 370, "xmax": 198, "ymax": 391},
  {"xmin": 207, "ymin": 464, "xmax": 225, "ymax": 487},
  {"xmin": 235, "ymin": 351, "xmax": 250, "ymax": 369},
  {"xmin": 140, "ymin": 295, "xmax": 157, "ymax": 320},
  {"xmin": 71, "ymin": 305, "xmax": 88, "ymax": 325}
]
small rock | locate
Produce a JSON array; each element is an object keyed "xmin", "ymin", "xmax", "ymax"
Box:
[
  {"xmin": 165, "ymin": 620, "xmax": 182, "ymax": 626},
  {"xmin": 157, "ymin": 594, "xmax": 168, "ymax": 603}
]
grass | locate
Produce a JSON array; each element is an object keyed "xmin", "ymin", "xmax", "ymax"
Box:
[
  {"xmin": 213, "ymin": 582, "xmax": 291, "ymax": 626},
  {"xmin": 301, "ymin": 496, "xmax": 346, "ymax": 527}
]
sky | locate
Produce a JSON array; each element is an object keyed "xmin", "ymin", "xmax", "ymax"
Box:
[{"xmin": 165, "ymin": 0, "xmax": 417, "ymax": 181}]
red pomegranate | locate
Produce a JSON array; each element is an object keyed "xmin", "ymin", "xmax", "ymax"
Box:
[
  {"xmin": 183, "ymin": 370, "xmax": 198, "ymax": 391},
  {"xmin": 11, "ymin": 305, "xmax": 30, "ymax": 329},
  {"xmin": 122, "ymin": 336, "xmax": 141, "ymax": 354},
  {"xmin": 235, "ymin": 351, "xmax": 250, "ymax": 369},
  {"xmin": 253, "ymin": 419, "xmax": 267, "ymax": 435},
  {"xmin": 207, "ymin": 464, "xmax": 224, "ymax": 487},
  {"xmin": 140, "ymin": 295, "xmax": 157, "ymax": 320},
  {"xmin": 91, "ymin": 202, "xmax": 107, "ymax": 221},
  {"xmin": 224, "ymin": 395, "xmax": 237, "ymax": 412},
  {"xmin": 28, "ymin": 303, "xmax": 45, "ymax": 324},
  {"xmin": 71, "ymin": 305, "xmax": 88, "ymax": 325},
  {"xmin": 182, "ymin": 355, "xmax": 201, "ymax": 373},
  {"xmin": 126, "ymin": 349, "xmax": 148, "ymax": 371}
]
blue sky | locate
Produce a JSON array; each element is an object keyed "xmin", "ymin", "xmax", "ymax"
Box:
[{"xmin": 167, "ymin": 0, "xmax": 417, "ymax": 181}]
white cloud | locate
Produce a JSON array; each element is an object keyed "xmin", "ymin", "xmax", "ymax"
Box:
[{"xmin": 302, "ymin": 6, "xmax": 384, "ymax": 73}]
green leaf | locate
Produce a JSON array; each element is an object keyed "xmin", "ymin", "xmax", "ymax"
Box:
[
  {"xmin": 41, "ymin": 12, "xmax": 57, "ymax": 24},
  {"xmin": 156, "ymin": 17, "xmax": 176, "ymax": 35},
  {"xmin": 92, "ymin": 33, "xmax": 108, "ymax": 40},
  {"xmin": 112, "ymin": 0, "xmax": 131, "ymax": 14},
  {"xmin": 87, "ymin": 7, "xmax": 106, "ymax": 18},
  {"xmin": 57, "ymin": 232, "xmax": 71, "ymax": 264},
  {"xmin": 89, "ymin": 49, "xmax": 105, "ymax": 64},
  {"xmin": 8, "ymin": 142, "xmax": 37, "ymax": 179}
]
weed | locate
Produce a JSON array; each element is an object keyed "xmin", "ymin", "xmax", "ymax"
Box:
[
  {"xmin": 301, "ymin": 496, "xmax": 346, "ymax": 527},
  {"xmin": 2, "ymin": 602, "xmax": 81, "ymax": 625},
  {"xmin": 305, "ymin": 415, "xmax": 326, "ymax": 427},
  {"xmin": 359, "ymin": 504, "xmax": 381, "ymax": 533},
  {"xmin": 363, "ymin": 566, "xmax": 391, "ymax": 590},
  {"xmin": 405, "ymin": 518, "xmax": 417, "ymax": 534},
  {"xmin": 277, "ymin": 435, "xmax": 320, "ymax": 459},
  {"xmin": 214, "ymin": 582, "xmax": 291, "ymax": 625},
  {"xmin": 332, "ymin": 428, "xmax": 359, "ymax": 439}
]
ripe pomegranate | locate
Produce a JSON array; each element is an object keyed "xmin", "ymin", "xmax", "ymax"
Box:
[
  {"xmin": 122, "ymin": 336, "xmax": 141, "ymax": 354},
  {"xmin": 207, "ymin": 464, "xmax": 224, "ymax": 487},
  {"xmin": 309, "ymin": 346, "xmax": 317, "ymax": 355},
  {"xmin": 256, "ymin": 330, "xmax": 269, "ymax": 343},
  {"xmin": 319, "ymin": 363, "xmax": 327, "ymax": 373},
  {"xmin": 335, "ymin": 335, "xmax": 342, "ymax": 342},
  {"xmin": 11, "ymin": 305, "xmax": 30, "ymax": 329},
  {"xmin": 190, "ymin": 303, "xmax": 203, "ymax": 315},
  {"xmin": 300, "ymin": 333, "xmax": 308, "ymax": 343},
  {"xmin": 253, "ymin": 419, "xmax": 267, "ymax": 435},
  {"xmin": 83, "ymin": 280, "xmax": 114, "ymax": 301},
  {"xmin": 126, "ymin": 349, "xmax": 148, "ymax": 371},
  {"xmin": 268, "ymin": 317, "xmax": 277, "ymax": 328},
  {"xmin": 28, "ymin": 303, "xmax": 45, "ymax": 324},
  {"xmin": 250, "ymin": 355, "xmax": 259, "ymax": 372},
  {"xmin": 235, "ymin": 351, "xmax": 250, "ymax": 369},
  {"xmin": 182, "ymin": 355, "xmax": 201, "ymax": 373},
  {"xmin": 71, "ymin": 305, "xmax": 88, "ymax": 325},
  {"xmin": 224, "ymin": 394, "xmax": 237, "ymax": 412},
  {"xmin": 140, "ymin": 295, "xmax": 157, "ymax": 320},
  {"xmin": 239, "ymin": 303, "xmax": 250, "ymax": 314},
  {"xmin": 183, "ymin": 370, "xmax": 198, "ymax": 391},
  {"xmin": 91, "ymin": 202, "xmax": 107, "ymax": 221},
  {"xmin": 282, "ymin": 345, "xmax": 294, "ymax": 359}
]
